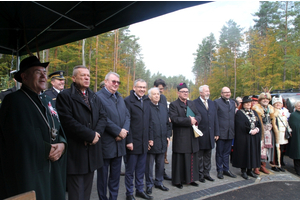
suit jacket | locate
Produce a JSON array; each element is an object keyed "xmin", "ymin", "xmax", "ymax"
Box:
[
  {"xmin": 169, "ymin": 98, "xmax": 201, "ymax": 153},
  {"xmin": 124, "ymin": 90, "xmax": 152, "ymax": 155},
  {"xmin": 214, "ymin": 97, "xmax": 235, "ymax": 140},
  {"xmin": 193, "ymin": 97, "xmax": 219, "ymax": 149},
  {"xmin": 44, "ymin": 87, "xmax": 59, "ymax": 105},
  {"xmin": 96, "ymin": 88, "xmax": 130, "ymax": 159},
  {"xmin": 56, "ymin": 82, "xmax": 107, "ymax": 174}
]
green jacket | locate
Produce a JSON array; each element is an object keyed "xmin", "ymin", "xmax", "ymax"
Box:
[
  {"xmin": 287, "ymin": 110, "xmax": 300, "ymax": 159},
  {"xmin": 0, "ymin": 85, "xmax": 67, "ymax": 200}
]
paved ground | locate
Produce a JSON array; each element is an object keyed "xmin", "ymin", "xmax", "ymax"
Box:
[{"xmin": 73, "ymin": 141, "xmax": 300, "ymax": 200}]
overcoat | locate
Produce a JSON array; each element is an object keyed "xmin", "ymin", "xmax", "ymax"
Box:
[
  {"xmin": 286, "ymin": 110, "xmax": 300, "ymax": 159},
  {"xmin": 193, "ymin": 97, "xmax": 219, "ymax": 149},
  {"xmin": 124, "ymin": 90, "xmax": 152, "ymax": 155},
  {"xmin": 96, "ymin": 88, "xmax": 130, "ymax": 158},
  {"xmin": 148, "ymin": 102, "xmax": 171, "ymax": 154},
  {"xmin": 214, "ymin": 97, "xmax": 235, "ymax": 139},
  {"xmin": 169, "ymin": 98, "xmax": 201, "ymax": 153},
  {"xmin": 0, "ymin": 85, "xmax": 67, "ymax": 200},
  {"xmin": 232, "ymin": 109, "xmax": 261, "ymax": 169},
  {"xmin": 56, "ymin": 82, "xmax": 107, "ymax": 174}
]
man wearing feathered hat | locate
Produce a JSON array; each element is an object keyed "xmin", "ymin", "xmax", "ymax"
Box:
[
  {"xmin": 0, "ymin": 56, "xmax": 67, "ymax": 200},
  {"xmin": 252, "ymin": 88, "xmax": 280, "ymax": 175}
]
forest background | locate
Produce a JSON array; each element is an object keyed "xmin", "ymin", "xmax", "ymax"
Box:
[{"xmin": 0, "ymin": 1, "xmax": 300, "ymax": 102}]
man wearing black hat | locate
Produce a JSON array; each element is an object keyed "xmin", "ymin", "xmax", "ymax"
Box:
[
  {"xmin": 44, "ymin": 70, "xmax": 65, "ymax": 105},
  {"xmin": 169, "ymin": 83, "xmax": 201, "ymax": 189},
  {"xmin": 0, "ymin": 56, "xmax": 67, "ymax": 200}
]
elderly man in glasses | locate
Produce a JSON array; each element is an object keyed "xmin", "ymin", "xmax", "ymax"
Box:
[{"xmin": 96, "ymin": 72, "xmax": 130, "ymax": 200}]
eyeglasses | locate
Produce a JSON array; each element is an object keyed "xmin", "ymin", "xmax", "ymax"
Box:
[
  {"xmin": 136, "ymin": 86, "xmax": 146, "ymax": 89},
  {"xmin": 111, "ymin": 80, "xmax": 121, "ymax": 85},
  {"xmin": 222, "ymin": 92, "xmax": 231, "ymax": 94},
  {"xmin": 179, "ymin": 91, "xmax": 189, "ymax": 94}
]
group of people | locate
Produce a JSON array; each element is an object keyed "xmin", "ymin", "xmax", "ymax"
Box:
[{"xmin": 1, "ymin": 55, "xmax": 300, "ymax": 200}]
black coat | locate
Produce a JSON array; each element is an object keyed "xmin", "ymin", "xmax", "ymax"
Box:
[
  {"xmin": 124, "ymin": 90, "xmax": 152, "ymax": 155},
  {"xmin": 148, "ymin": 102, "xmax": 171, "ymax": 154},
  {"xmin": 214, "ymin": 97, "xmax": 235, "ymax": 139},
  {"xmin": 44, "ymin": 87, "xmax": 59, "ymax": 105},
  {"xmin": 169, "ymin": 98, "xmax": 201, "ymax": 153},
  {"xmin": 0, "ymin": 86, "xmax": 16, "ymax": 108},
  {"xmin": 232, "ymin": 109, "xmax": 261, "ymax": 169},
  {"xmin": 56, "ymin": 83, "xmax": 107, "ymax": 174},
  {"xmin": 96, "ymin": 88, "xmax": 130, "ymax": 159},
  {"xmin": 193, "ymin": 97, "xmax": 219, "ymax": 149},
  {"xmin": 0, "ymin": 86, "xmax": 67, "ymax": 200}
]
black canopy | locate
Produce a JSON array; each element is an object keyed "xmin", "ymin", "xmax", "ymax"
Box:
[{"xmin": 0, "ymin": 1, "xmax": 209, "ymax": 56}]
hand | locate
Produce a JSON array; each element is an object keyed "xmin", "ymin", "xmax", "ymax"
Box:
[
  {"xmin": 167, "ymin": 138, "xmax": 170, "ymax": 148},
  {"xmin": 190, "ymin": 116, "xmax": 197, "ymax": 125},
  {"xmin": 115, "ymin": 136, "xmax": 122, "ymax": 141},
  {"xmin": 148, "ymin": 140, "xmax": 153, "ymax": 150},
  {"xmin": 127, "ymin": 143, "xmax": 133, "ymax": 151},
  {"xmin": 49, "ymin": 143, "xmax": 65, "ymax": 162},
  {"xmin": 91, "ymin": 132, "xmax": 100, "ymax": 145},
  {"xmin": 250, "ymin": 129, "xmax": 258, "ymax": 135},
  {"xmin": 119, "ymin": 128, "xmax": 128, "ymax": 139},
  {"xmin": 214, "ymin": 136, "xmax": 219, "ymax": 141}
]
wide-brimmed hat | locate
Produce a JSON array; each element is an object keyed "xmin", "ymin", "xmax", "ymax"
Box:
[
  {"xmin": 14, "ymin": 56, "xmax": 49, "ymax": 83},
  {"xmin": 241, "ymin": 96, "xmax": 252, "ymax": 103}
]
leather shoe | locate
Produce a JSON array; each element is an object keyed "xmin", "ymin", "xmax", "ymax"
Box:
[
  {"xmin": 278, "ymin": 167, "xmax": 285, "ymax": 172},
  {"xmin": 241, "ymin": 172, "xmax": 249, "ymax": 180},
  {"xmin": 190, "ymin": 181, "xmax": 199, "ymax": 187},
  {"xmin": 223, "ymin": 170, "xmax": 237, "ymax": 178},
  {"xmin": 204, "ymin": 175, "xmax": 215, "ymax": 182},
  {"xmin": 199, "ymin": 177, "xmax": 205, "ymax": 183},
  {"xmin": 247, "ymin": 171, "xmax": 258, "ymax": 178},
  {"xmin": 163, "ymin": 173, "xmax": 172, "ymax": 181},
  {"xmin": 135, "ymin": 191, "xmax": 153, "ymax": 199},
  {"xmin": 173, "ymin": 183, "xmax": 183, "ymax": 189},
  {"xmin": 271, "ymin": 167, "xmax": 280, "ymax": 172},
  {"xmin": 155, "ymin": 184, "xmax": 169, "ymax": 191},
  {"xmin": 146, "ymin": 187, "xmax": 152, "ymax": 194},
  {"xmin": 217, "ymin": 171, "xmax": 224, "ymax": 179},
  {"xmin": 126, "ymin": 195, "xmax": 135, "ymax": 200}
]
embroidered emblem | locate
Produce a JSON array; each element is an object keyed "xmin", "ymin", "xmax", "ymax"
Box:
[{"xmin": 48, "ymin": 102, "xmax": 59, "ymax": 120}]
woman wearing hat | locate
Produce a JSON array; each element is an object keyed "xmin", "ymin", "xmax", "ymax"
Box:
[
  {"xmin": 272, "ymin": 95, "xmax": 291, "ymax": 170},
  {"xmin": 252, "ymin": 91, "xmax": 280, "ymax": 174},
  {"xmin": 232, "ymin": 96, "xmax": 261, "ymax": 179}
]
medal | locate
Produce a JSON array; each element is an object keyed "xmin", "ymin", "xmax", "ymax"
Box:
[{"xmin": 51, "ymin": 128, "xmax": 58, "ymax": 140}]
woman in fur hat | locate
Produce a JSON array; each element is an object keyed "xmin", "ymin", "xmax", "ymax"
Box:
[
  {"xmin": 272, "ymin": 95, "xmax": 292, "ymax": 169},
  {"xmin": 252, "ymin": 90, "xmax": 280, "ymax": 174}
]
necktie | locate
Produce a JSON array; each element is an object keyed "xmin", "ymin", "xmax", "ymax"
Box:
[{"xmin": 204, "ymin": 100, "xmax": 208, "ymax": 110}]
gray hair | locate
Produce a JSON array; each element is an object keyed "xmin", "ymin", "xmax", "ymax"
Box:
[
  {"xmin": 134, "ymin": 78, "xmax": 146, "ymax": 86},
  {"xmin": 105, "ymin": 71, "xmax": 120, "ymax": 80},
  {"xmin": 148, "ymin": 87, "xmax": 160, "ymax": 98},
  {"xmin": 73, "ymin": 65, "xmax": 88, "ymax": 76},
  {"xmin": 294, "ymin": 101, "xmax": 300, "ymax": 107},
  {"xmin": 199, "ymin": 85, "xmax": 209, "ymax": 92}
]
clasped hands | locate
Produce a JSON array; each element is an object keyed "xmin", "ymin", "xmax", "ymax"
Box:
[
  {"xmin": 115, "ymin": 128, "xmax": 128, "ymax": 141},
  {"xmin": 49, "ymin": 143, "xmax": 65, "ymax": 162}
]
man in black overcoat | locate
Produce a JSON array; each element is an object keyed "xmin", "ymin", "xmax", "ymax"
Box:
[
  {"xmin": 44, "ymin": 70, "xmax": 65, "ymax": 105},
  {"xmin": 169, "ymin": 83, "xmax": 201, "ymax": 189},
  {"xmin": 193, "ymin": 85, "xmax": 219, "ymax": 183},
  {"xmin": 0, "ymin": 56, "xmax": 67, "ymax": 200},
  {"xmin": 124, "ymin": 79, "xmax": 153, "ymax": 200},
  {"xmin": 214, "ymin": 87, "xmax": 236, "ymax": 179},
  {"xmin": 96, "ymin": 72, "xmax": 130, "ymax": 200},
  {"xmin": 56, "ymin": 65, "xmax": 107, "ymax": 200}
]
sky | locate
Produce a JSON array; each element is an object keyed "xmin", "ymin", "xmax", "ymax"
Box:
[{"xmin": 129, "ymin": 1, "xmax": 261, "ymax": 83}]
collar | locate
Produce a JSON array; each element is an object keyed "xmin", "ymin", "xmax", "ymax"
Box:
[
  {"xmin": 53, "ymin": 87, "xmax": 60, "ymax": 93},
  {"xmin": 200, "ymin": 96, "xmax": 207, "ymax": 102},
  {"xmin": 134, "ymin": 92, "xmax": 142, "ymax": 100}
]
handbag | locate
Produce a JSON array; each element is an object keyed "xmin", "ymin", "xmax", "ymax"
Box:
[{"xmin": 278, "ymin": 116, "xmax": 291, "ymax": 139}]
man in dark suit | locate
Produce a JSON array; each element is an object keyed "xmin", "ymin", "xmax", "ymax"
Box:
[
  {"xmin": 96, "ymin": 72, "xmax": 130, "ymax": 200},
  {"xmin": 44, "ymin": 70, "xmax": 65, "ymax": 105},
  {"xmin": 214, "ymin": 87, "xmax": 236, "ymax": 179},
  {"xmin": 56, "ymin": 65, "xmax": 107, "ymax": 200},
  {"xmin": 169, "ymin": 83, "xmax": 201, "ymax": 189},
  {"xmin": 193, "ymin": 85, "xmax": 219, "ymax": 183},
  {"xmin": 124, "ymin": 79, "xmax": 153, "ymax": 200}
]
